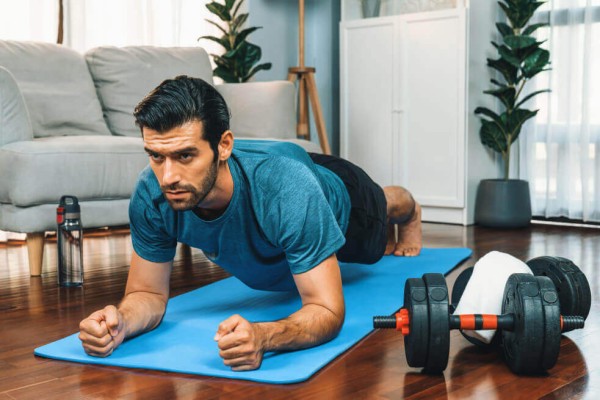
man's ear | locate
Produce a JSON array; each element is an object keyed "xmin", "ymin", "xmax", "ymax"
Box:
[{"xmin": 218, "ymin": 130, "xmax": 234, "ymax": 161}]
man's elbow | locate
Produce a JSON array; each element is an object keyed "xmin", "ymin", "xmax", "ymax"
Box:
[
  {"xmin": 336, "ymin": 304, "xmax": 346, "ymax": 326},
  {"xmin": 326, "ymin": 304, "xmax": 345, "ymax": 341}
]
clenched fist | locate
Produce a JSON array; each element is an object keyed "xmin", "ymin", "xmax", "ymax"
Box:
[
  {"xmin": 79, "ymin": 305, "xmax": 125, "ymax": 357},
  {"xmin": 214, "ymin": 314, "xmax": 266, "ymax": 371}
]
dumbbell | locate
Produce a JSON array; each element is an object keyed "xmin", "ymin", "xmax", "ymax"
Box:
[
  {"xmin": 373, "ymin": 272, "xmax": 585, "ymax": 374},
  {"xmin": 451, "ymin": 256, "xmax": 591, "ymax": 347}
]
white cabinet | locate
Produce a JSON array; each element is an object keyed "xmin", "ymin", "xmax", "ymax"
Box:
[
  {"xmin": 341, "ymin": 19, "xmax": 396, "ymax": 186},
  {"xmin": 340, "ymin": 3, "xmax": 498, "ymax": 225}
]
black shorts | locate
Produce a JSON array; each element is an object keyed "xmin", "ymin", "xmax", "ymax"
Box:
[{"xmin": 309, "ymin": 153, "xmax": 388, "ymax": 264}]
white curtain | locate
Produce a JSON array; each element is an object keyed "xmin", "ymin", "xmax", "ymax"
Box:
[
  {"xmin": 0, "ymin": 0, "xmax": 58, "ymax": 41},
  {"xmin": 0, "ymin": 0, "xmax": 224, "ymax": 56},
  {"xmin": 520, "ymin": 0, "xmax": 600, "ymax": 222},
  {"xmin": 63, "ymin": 0, "xmax": 222, "ymax": 55}
]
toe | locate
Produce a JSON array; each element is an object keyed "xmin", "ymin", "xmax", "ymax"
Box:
[
  {"xmin": 405, "ymin": 247, "xmax": 421, "ymax": 257},
  {"xmin": 393, "ymin": 246, "xmax": 422, "ymax": 257}
]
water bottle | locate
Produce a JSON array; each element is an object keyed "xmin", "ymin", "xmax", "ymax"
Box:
[{"xmin": 57, "ymin": 195, "xmax": 84, "ymax": 286}]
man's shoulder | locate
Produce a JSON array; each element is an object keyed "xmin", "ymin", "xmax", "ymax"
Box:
[
  {"xmin": 233, "ymin": 140, "xmax": 310, "ymax": 164},
  {"xmin": 131, "ymin": 165, "xmax": 162, "ymax": 203},
  {"xmin": 234, "ymin": 140, "xmax": 313, "ymax": 172},
  {"xmin": 234, "ymin": 142, "xmax": 316, "ymax": 188}
]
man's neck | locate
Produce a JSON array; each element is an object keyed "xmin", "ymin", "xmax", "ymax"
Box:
[{"xmin": 194, "ymin": 160, "xmax": 233, "ymax": 220}]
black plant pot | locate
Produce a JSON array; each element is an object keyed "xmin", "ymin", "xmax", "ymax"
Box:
[
  {"xmin": 474, "ymin": 179, "xmax": 532, "ymax": 228},
  {"xmin": 361, "ymin": 0, "xmax": 381, "ymax": 18}
]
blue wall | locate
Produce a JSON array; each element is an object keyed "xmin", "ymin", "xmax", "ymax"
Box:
[{"xmin": 248, "ymin": 0, "xmax": 341, "ymax": 154}]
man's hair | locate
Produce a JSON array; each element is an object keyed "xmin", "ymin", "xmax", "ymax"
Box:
[{"xmin": 133, "ymin": 76, "xmax": 230, "ymax": 157}]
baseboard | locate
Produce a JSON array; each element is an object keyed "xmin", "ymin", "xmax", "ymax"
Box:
[{"xmin": 421, "ymin": 206, "xmax": 469, "ymax": 225}]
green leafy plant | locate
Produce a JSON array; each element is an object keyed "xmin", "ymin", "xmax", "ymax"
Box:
[
  {"xmin": 198, "ymin": 0, "xmax": 272, "ymax": 83},
  {"xmin": 475, "ymin": 0, "xmax": 550, "ymax": 180}
]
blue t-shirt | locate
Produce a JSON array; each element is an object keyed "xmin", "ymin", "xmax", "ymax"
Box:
[{"xmin": 129, "ymin": 140, "xmax": 351, "ymax": 291}]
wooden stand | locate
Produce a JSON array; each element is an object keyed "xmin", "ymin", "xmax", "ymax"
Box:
[
  {"xmin": 57, "ymin": 0, "xmax": 64, "ymax": 44},
  {"xmin": 287, "ymin": 0, "xmax": 331, "ymax": 155}
]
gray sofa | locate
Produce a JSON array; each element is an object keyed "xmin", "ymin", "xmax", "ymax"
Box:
[{"xmin": 0, "ymin": 40, "xmax": 320, "ymax": 276}]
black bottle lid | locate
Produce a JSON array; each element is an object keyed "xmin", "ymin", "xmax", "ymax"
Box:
[{"xmin": 59, "ymin": 195, "xmax": 80, "ymax": 219}]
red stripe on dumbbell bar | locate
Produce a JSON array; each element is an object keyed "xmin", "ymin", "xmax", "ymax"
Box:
[
  {"xmin": 481, "ymin": 315, "xmax": 498, "ymax": 329},
  {"xmin": 460, "ymin": 315, "xmax": 476, "ymax": 330},
  {"xmin": 459, "ymin": 315, "xmax": 498, "ymax": 330}
]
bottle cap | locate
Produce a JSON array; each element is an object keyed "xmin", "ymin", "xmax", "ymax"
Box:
[{"xmin": 59, "ymin": 195, "xmax": 81, "ymax": 219}]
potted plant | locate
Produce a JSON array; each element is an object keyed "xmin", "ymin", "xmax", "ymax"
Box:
[
  {"xmin": 474, "ymin": 0, "xmax": 550, "ymax": 228},
  {"xmin": 360, "ymin": 0, "xmax": 381, "ymax": 18},
  {"xmin": 199, "ymin": 0, "xmax": 272, "ymax": 83}
]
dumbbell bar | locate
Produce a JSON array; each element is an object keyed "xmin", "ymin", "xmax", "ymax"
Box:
[
  {"xmin": 373, "ymin": 273, "xmax": 585, "ymax": 374},
  {"xmin": 375, "ymin": 311, "xmax": 583, "ymax": 333}
]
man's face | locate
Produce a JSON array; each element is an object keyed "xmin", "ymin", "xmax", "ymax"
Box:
[{"xmin": 143, "ymin": 120, "xmax": 218, "ymax": 211}]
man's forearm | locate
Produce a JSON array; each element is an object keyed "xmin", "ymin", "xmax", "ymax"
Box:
[
  {"xmin": 255, "ymin": 303, "xmax": 345, "ymax": 352},
  {"xmin": 118, "ymin": 291, "xmax": 167, "ymax": 339}
]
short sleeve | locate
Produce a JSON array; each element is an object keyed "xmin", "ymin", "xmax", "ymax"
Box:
[
  {"xmin": 255, "ymin": 159, "xmax": 346, "ymax": 274},
  {"xmin": 129, "ymin": 171, "xmax": 178, "ymax": 263}
]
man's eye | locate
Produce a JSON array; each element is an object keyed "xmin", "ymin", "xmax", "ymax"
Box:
[
  {"xmin": 149, "ymin": 153, "xmax": 163, "ymax": 162},
  {"xmin": 179, "ymin": 153, "xmax": 192, "ymax": 161}
]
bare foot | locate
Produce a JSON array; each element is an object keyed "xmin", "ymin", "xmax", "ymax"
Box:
[
  {"xmin": 384, "ymin": 224, "xmax": 396, "ymax": 255},
  {"xmin": 394, "ymin": 203, "xmax": 422, "ymax": 257}
]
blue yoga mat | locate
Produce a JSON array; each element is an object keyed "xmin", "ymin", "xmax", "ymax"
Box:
[{"xmin": 35, "ymin": 247, "xmax": 471, "ymax": 384}]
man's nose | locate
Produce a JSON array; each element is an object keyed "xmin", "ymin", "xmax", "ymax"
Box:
[{"xmin": 162, "ymin": 159, "xmax": 180, "ymax": 186}]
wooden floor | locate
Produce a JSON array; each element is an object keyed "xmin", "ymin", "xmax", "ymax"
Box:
[{"xmin": 0, "ymin": 223, "xmax": 599, "ymax": 399}]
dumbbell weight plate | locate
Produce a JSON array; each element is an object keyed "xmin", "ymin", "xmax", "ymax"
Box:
[
  {"xmin": 537, "ymin": 275, "xmax": 562, "ymax": 371},
  {"xmin": 526, "ymin": 256, "xmax": 591, "ymax": 319},
  {"xmin": 422, "ymin": 273, "xmax": 450, "ymax": 373},
  {"xmin": 501, "ymin": 274, "xmax": 561, "ymax": 374},
  {"xmin": 403, "ymin": 278, "xmax": 430, "ymax": 368}
]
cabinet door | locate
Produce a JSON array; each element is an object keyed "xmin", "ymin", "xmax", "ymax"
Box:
[
  {"xmin": 340, "ymin": 19, "xmax": 396, "ymax": 187},
  {"xmin": 398, "ymin": 10, "xmax": 466, "ymax": 207}
]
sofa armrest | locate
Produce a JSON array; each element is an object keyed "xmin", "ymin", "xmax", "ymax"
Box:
[
  {"xmin": 0, "ymin": 67, "xmax": 33, "ymax": 146},
  {"xmin": 216, "ymin": 81, "xmax": 296, "ymax": 140}
]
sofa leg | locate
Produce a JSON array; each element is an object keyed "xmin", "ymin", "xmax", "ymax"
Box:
[{"xmin": 26, "ymin": 232, "xmax": 45, "ymax": 276}]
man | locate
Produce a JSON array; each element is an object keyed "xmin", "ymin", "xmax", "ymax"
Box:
[{"xmin": 78, "ymin": 76, "xmax": 422, "ymax": 371}]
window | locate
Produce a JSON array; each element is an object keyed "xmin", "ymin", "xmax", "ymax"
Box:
[{"xmin": 521, "ymin": 0, "xmax": 600, "ymax": 222}]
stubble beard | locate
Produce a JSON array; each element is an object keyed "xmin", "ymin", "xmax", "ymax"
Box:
[{"xmin": 161, "ymin": 159, "xmax": 219, "ymax": 211}]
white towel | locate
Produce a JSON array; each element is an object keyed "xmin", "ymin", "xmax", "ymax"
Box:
[{"xmin": 453, "ymin": 251, "xmax": 533, "ymax": 343}]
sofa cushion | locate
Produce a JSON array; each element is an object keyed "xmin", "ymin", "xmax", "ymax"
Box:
[
  {"xmin": 0, "ymin": 66, "xmax": 33, "ymax": 146},
  {"xmin": 0, "ymin": 40, "xmax": 111, "ymax": 138},
  {"xmin": 0, "ymin": 200, "xmax": 131, "ymax": 233},
  {"xmin": 216, "ymin": 81, "xmax": 296, "ymax": 140},
  {"xmin": 0, "ymin": 136, "xmax": 148, "ymax": 207},
  {"xmin": 85, "ymin": 46, "xmax": 214, "ymax": 137}
]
